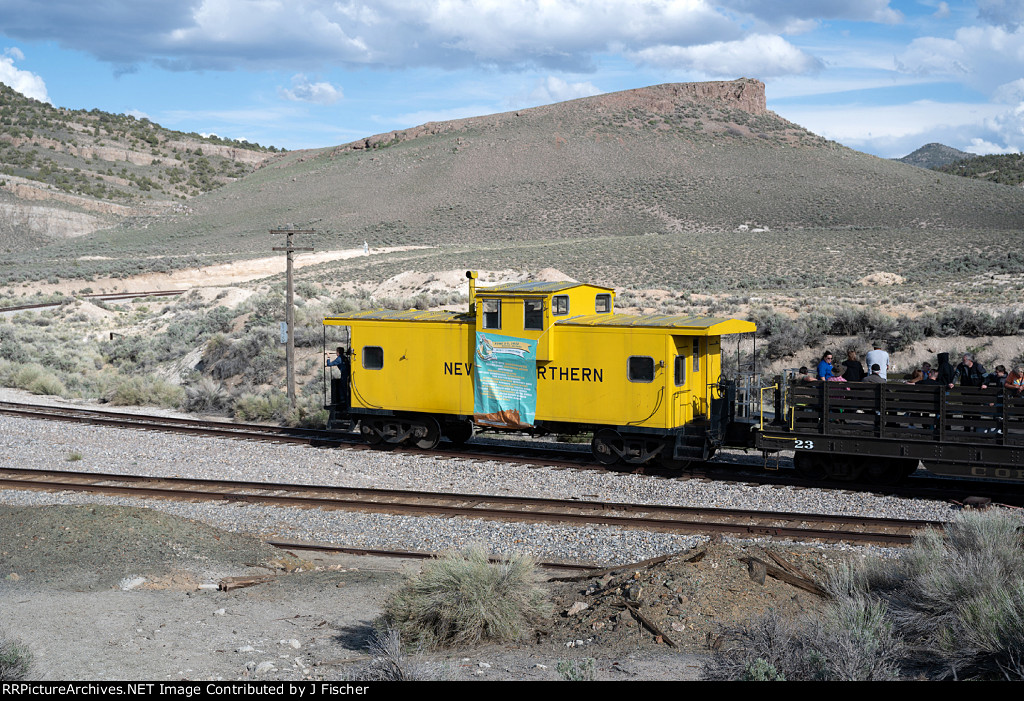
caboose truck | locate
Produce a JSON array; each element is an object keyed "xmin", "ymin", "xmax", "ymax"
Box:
[
  {"xmin": 756, "ymin": 379, "xmax": 1024, "ymax": 483},
  {"xmin": 323, "ymin": 271, "xmax": 756, "ymax": 468}
]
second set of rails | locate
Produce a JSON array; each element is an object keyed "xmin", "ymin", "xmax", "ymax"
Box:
[{"xmin": 0, "ymin": 400, "xmax": 976, "ymax": 554}]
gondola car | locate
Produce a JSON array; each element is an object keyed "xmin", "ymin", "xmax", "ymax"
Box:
[{"xmin": 323, "ymin": 271, "xmax": 756, "ymax": 467}]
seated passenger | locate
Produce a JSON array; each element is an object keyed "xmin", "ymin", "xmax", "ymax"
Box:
[
  {"xmin": 816, "ymin": 351, "xmax": 837, "ymax": 381},
  {"xmin": 841, "ymin": 350, "xmax": 865, "ymax": 381},
  {"xmin": 952, "ymin": 353, "xmax": 987, "ymax": 389},
  {"xmin": 986, "ymin": 365, "xmax": 1008, "ymax": 387},
  {"xmin": 1006, "ymin": 366, "xmax": 1024, "ymax": 395},
  {"xmin": 918, "ymin": 369, "xmax": 941, "ymax": 386},
  {"xmin": 936, "ymin": 352, "xmax": 956, "ymax": 387},
  {"xmin": 795, "ymin": 366, "xmax": 817, "ymax": 383},
  {"xmin": 906, "ymin": 362, "xmax": 932, "ymax": 384},
  {"xmin": 864, "ymin": 364, "xmax": 885, "ymax": 383}
]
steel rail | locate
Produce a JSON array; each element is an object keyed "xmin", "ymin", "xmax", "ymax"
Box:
[
  {"xmin": 0, "ymin": 467, "xmax": 936, "ymax": 545},
  {"xmin": 3, "ymin": 401, "xmax": 1022, "ymax": 504}
]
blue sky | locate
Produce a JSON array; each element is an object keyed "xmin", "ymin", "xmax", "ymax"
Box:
[{"xmin": 1, "ymin": 0, "xmax": 1022, "ymax": 158}]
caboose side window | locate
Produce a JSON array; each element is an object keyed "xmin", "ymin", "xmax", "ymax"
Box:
[
  {"xmin": 674, "ymin": 355, "xmax": 686, "ymax": 386},
  {"xmin": 692, "ymin": 338, "xmax": 700, "ymax": 372},
  {"xmin": 482, "ymin": 299, "xmax": 501, "ymax": 329},
  {"xmin": 628, "ymin": 356, "xmax": 655, "ymax": 383},
  {"xmin": 595, "ymin": 294, "xmax": 611, "ymax": 313},
  {"xmin": 362, "ymin": 346, "xmax": 384, "ymax": 370},
  {"xmin": 524, "ymin": 299, "xmax": 543, "ymax": 330},
  {"xmin": 552, "ymin": 295, "xmax": 569, "ymax": 316}
]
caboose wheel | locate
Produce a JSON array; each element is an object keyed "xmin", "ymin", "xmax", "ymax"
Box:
[
  {"xmin": 360, "ymin": 420, "xmax": 384, "ymax": 446},
  {"xmin": 591, "ymin": 429, "xmax": 623, "ymax": 465},
  {"xmin": 413, "ymin": 416, "xmax": 441, "ymax": 450},
  {"xmin": 444, "ymin": 420, "xmax": 474, "ymax": 446}
]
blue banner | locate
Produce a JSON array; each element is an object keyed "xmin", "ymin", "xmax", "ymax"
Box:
[{"xmin": 473, "ymin": 332, "xmax": 538, "ymax": 428}]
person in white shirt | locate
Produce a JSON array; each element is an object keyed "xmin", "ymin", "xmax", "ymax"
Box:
[{"xmin": 865, "ymin": 342, "xmax": 890, "ymax": 380}]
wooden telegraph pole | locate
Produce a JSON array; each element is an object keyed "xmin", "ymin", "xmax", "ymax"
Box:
[{"xmin": 271, "ymin": 229, "xmax": 314, "ymax": 407}]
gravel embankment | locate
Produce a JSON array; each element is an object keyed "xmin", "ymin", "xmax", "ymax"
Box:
[{"xmin": 0, "ymin": 391, "xmax": 958, "ymax": 566}]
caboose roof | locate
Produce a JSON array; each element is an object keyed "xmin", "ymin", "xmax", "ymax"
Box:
[
  {"xmin": 476, "ymin": 281, "xmax": 613, "ymax": 294},
  {"xmin": 555, "ymin": 313, "xmax": 756, "ymax": 335},
  {"xmin": 323, "ymin": 309, "xmax": 471, "ymax": 324}
]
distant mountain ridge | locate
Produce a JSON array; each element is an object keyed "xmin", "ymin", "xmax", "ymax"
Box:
[
  {"xmin": 2, "ymin": 78, "xmax": 1023, "ymax": 285},
  {"xmin": 897, "ymin": 142, "xmax": 974, "ymax": 169}
]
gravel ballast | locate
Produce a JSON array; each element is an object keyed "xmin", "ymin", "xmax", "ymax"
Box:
[
  {"xmin": 0, "ymin": 392, "xmax": 963, "ymax": 681},
  {"xmin": 0, "ymin": 408, "xmax": 957, "ymax": 565}
]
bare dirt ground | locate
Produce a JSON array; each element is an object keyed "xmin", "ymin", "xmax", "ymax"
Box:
[
  {"xmin": 0, "ymin": 504, "xmax": 848, "ymax": 682},
  {"xmin": 29, "ymin": 246, "xmax": 430, "ymax": 296}
]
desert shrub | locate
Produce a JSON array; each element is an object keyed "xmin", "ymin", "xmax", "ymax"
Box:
[
  {"xmin": 381, "ymin": 547, "xmax": 551, "ymax": 650},
  {"xmin": 182, "ymin": 377, "xmax": 231, "ymax": 414},
  {"xmin": 703, "ymin": 611, "xmax": 823, "ymax": 681},
  {"xmin": 7, "ymin": 362, "xmax": 42, "ymax": 389},
  {"xmin": 25, "ymin": 371, "xmax": 65, "ymax": 397},
  {"xmin": 703, "ymin": 598, "xmax": 903, "ymax": 682},
  {"xmin": 748, "ymin": 308, "xmax": 830, "ymax": 359},
  {"xmin": 0, "ymin": 630, "xmax": 33, "ymax": 681},
  {"xmin": 710, "ymin": 509, "xmax": 1024, "ymax": 681},
  {"xmin": 0, "ymin": 326, "xmax": 29, "ymax": 363},
  {"xmin": 106, "ymin": 375, "xmax": 184, "ymax": 408},
  {"xmin": 556, "ymin": 658, "xmax": 596, "ymax": 681},
  {"xmin": 232, "ymin": 390, "xmax": 291, "ymax": 422},
  {"xmin": 865, "ymin": 509, "xmax": 1024, "ymax": 680},
  {"xmin": 282, "ymin": 393, "xmax": 328, "ymax": 429},
  {"xmin": 205, "ymin": 327, "xmax": 281, "ymax": 384}
]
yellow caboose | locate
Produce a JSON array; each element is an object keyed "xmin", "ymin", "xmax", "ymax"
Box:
[{"xmin": 323, "ymin": 271, "xmax": 755, "ymax": 467}]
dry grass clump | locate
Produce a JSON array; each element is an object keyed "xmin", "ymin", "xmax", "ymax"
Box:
[
  {"xmin": 105, "ymin": 374, "xmax": 184, "ymax": 408},
  {"xmin": 703, "ymin": 595, "xmax": 903, "ymax": 681},
  {"xmin": 381, "ymin": 547, "xmax": 551, "ymax": 650},
  {"xmin": 344, "ymin": 628, "xmax": 441, "ymax": 682},
  {"xmin": 704, "ymin": 509, "xmax": 1024, "ymax": 681},
  {"xmin": 0, "ymin": 630, "xmax": 33, "ymax": 681}
]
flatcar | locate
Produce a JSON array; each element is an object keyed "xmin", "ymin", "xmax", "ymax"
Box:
[{"xmin": 322, "ymin": 272, "xmax": 1024, "ymax": 484}]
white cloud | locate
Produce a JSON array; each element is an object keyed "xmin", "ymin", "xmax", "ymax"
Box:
[
  {"xmin": 977, "ymin": 0, "xmax": 1024, "ymax": 30},
  {"xmin": 717, "ymin": 0, "xmax": 902, "ymax": 27},
  {"xmin": 630, "ymin": 34, "xmax": 822, "ymax": 78},
  {"xmin": 934, "ymin": 2, "xmax": 950, "ymax": 19},
  {"xmin": 278, "ymin": 74, "xmax": 344, "ymax": 105},
  {"xmin": 528, "ymin": 76, "xmax": 601, "ymax": 103},
  {"xmin": 967, "ymin": 137, "xmax": 1019, "ymax": 155},
  {"xmin": 0, "ymin": 47, "xmax": 49, "ymax": 102},
  {"xmin": 778, "ymin": 99, "xmax": 1024, "ymax": 157},
  {"xmin": 0, "ymin": 1, "xmax": 741, "ymax": 72},
  {"xmin": 895, "ymin": 24, "xmax": 1024, "ymax": 92}
]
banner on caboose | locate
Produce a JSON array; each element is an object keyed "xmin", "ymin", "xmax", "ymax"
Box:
[{"xmin": 473, "ymin": 332, "xmax": 538, "ymax": 429}]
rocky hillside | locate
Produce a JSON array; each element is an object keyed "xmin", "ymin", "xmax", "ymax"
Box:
[
  {"xmin": 0, "ymin": 83, "xmax": 280, "ymax": 249},
  {"xmin": 934, "ymin": 153, "xmax": 1024, "ymax": 187},
  {"xmin": 897, "ymin": 142, "xmax": 974, "ymax": 169},
  {"xmin": 3, "ymin": 79, "xmax": 1024, "ymax": 285}
]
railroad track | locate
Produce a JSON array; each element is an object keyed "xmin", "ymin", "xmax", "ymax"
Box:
[
  {"xmin": 0, "ymin": 400, "xmax": 595, "ymax": 467},
  {"xmin": 0, "ymin": 466, "xmax": 937, "ymax": 546},
  {"xmin": 0, "ymin": 290, "xmax": 186, "ymax": 314},
  {"xmin": 2, "ymin": 400, "xmax": 1021, "ymax": 506}
]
